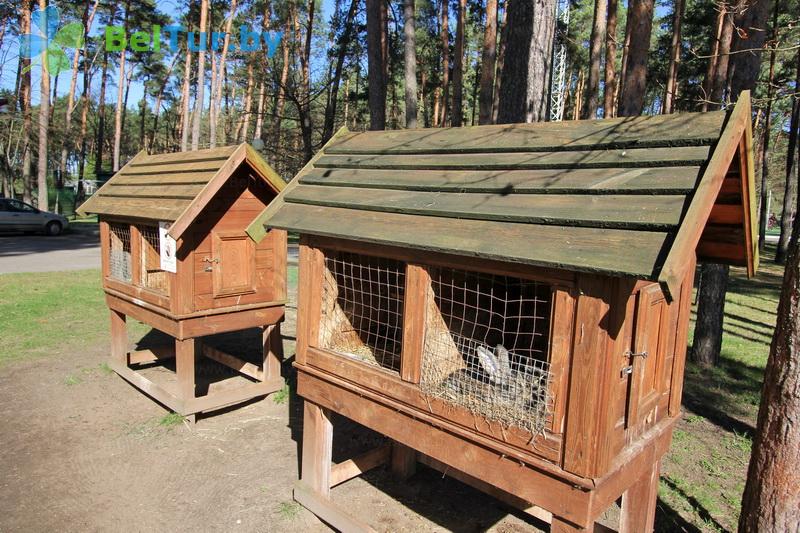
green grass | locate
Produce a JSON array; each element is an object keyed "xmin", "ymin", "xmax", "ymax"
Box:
[
  {"xmin": 0, "ymin": 269, "xmax": 151, "ymax": 367},
  {"xmin": 287, "ymin": 265, "xmax": 298, "ymax": 287},
  {"xmin": 272, "ymin": 383, "xmax": 290, "ymax": 404},
  {"xmin": 158, "ymin": 412, "xmax": 185, "ymax": 427},
  {"xmin": 276, "ymin": 501, "xmax": 301, "ymax": 520}
]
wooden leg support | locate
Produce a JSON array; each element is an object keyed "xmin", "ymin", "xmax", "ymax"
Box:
[
  {"xmin": 301, "ymin": 401, "xmax": 333, "ymax": 496},
  {"xmin": 263, "ymin": 323, "xmax": 283, "ymax": 382},
  {"xmin": 297, "ymin": 401, "xmax": 376, "ymax": 532},
  {"xmin": 619, "ymin": 461, "xmax": 659, "ymax": 533},
  {"xmin": 390, "ymin": 442, "xmax": 417, "ymax": 481},
  {"xmin": 110, "ymin": 310, "xmax": 127, "ymax": 364},
  {"xmin": 176, "ymin": 337, "xmax": 196, "ymax": 424}
]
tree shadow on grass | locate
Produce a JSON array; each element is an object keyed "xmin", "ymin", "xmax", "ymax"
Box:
[{"xmin": 657, "ymin": 477, "xmax": 727, "ymax": 533}]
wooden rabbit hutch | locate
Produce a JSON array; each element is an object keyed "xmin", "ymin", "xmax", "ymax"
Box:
[
  {"xmin": 78, "ymin": 144, "xmax": 287, "ymax": 421},
  {"xmin": 248, "ymin": 93, "xmax": 758, "ymax": 531}
]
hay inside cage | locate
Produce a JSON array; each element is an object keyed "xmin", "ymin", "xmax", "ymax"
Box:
[
  {"xmin": 138, "ymin": 225, "xmax": 170, "ymax": 295},
  {"xmin": 420, "ymin": 268, "xmax": 554, "ymax": 435},
  {"xmin": 319, "ymin": 251, "xmax": 405, "ymax": 372}
]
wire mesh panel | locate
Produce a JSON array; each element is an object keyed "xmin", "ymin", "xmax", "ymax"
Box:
[
  {"xmin": 319, "ymin": 251, "xmax": 405, "ymax": 372},
  {"xmin": 108, "ymin": 223, "xmax": 132, "ymax": 282},
  {"xmin": 420, "ymin": 268, "xmax": 554, "ymax": 435},
  {"xmin": 138, "ymin": 225, "xmax": 170, "ymax": 295}
]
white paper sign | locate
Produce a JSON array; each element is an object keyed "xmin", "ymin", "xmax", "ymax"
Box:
[{"xmin": 159, "ymin": 221, "xmax": 177, "ymax": 273}]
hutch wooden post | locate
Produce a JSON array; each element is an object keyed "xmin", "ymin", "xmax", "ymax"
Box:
[
  {"xmin": 80, "ymin": 144, "xmax": 288, "ymax": 421},
  {"xmin": 249, "ymin": 93, "xmax": 758, "ymax": 531}
]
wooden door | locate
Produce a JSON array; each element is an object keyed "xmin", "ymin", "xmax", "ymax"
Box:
[
  {"xmin": 211, "ymin": 230, "xmax": 255, "ymax": 298},
  {"xmin": 627, "ymin": 283, "xmax": 668, "ymax": 427}
]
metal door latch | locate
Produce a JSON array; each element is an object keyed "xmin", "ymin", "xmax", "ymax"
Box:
[
  {"xmin": 202, "ymin": 257, "xmax": 219, "ymax": 272},
  {"xmin": 624, "ymin": 350, "xmax": 649, "ymax": 359},
  {"xmin": 622, "ymin": 365, "xmax": 634, "ymax": 376}
]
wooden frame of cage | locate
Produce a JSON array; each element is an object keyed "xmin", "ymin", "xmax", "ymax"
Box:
[
  {"xmin": 100, "ymin": 218, "xmax": 286, "ymax": 422},
  {"xmin": 291, "ymin": 234, "xmax": 697, "ymax": 532}
]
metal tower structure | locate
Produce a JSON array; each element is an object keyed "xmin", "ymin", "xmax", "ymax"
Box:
[{"xmin": 549, "ymin": 0, "xmax": 571, "ymax": 122}]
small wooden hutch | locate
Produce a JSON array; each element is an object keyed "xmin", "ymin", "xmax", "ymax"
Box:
[
  {"xmin": 249, "ymin": 94, "xmax": 757, "ymax": 531},
  {"xmin": 79, "ymin": 144, "xmax": 287, "ymax": 421}
]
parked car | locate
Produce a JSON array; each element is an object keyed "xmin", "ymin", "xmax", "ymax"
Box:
[{"xmin": 0, "ymin": 198, "xmax": 69, "ymax": 236}]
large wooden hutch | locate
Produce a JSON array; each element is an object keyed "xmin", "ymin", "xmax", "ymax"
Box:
[
  {"xmin": 79, "ymin": 144, "xmax": 288, "ymax": 421},
  {"xmin": 248, "ymin": 94, "xmax": 757, "ymax": 531}
]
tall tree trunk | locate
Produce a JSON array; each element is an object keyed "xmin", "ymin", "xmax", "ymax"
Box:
[
  {"xmin": 439, "ymin": 0, "xmax": 450, "ymax": 126},
  {"xmin": 617, "ymin": 0, "xmax": 654, "ymax": 116},
  {"xmin": 496, "ymin": 0, "xmax": 556, "ymax": 124},
  {"xmin": 403, "ymin": 0, "xmax": 418, "ymax": 128},
  {"xmin": 19, "ymin": 4, "xmax": 33, "ymax": 204},
  {"xmin": 254, "ymin": 80, "xmax": 265, "ymax": 141},
  {"xmin": 209, "ymin": 0, "xmax": 238, "ymax": 149},
  {"xmin": 692, "ymin": 264, "xmax": 730, "ymax": 366},
  {"xmin": 191, "ymin": 0, "xmax": 209, "ymax": 150},
  {"xmin": 61, "ymin": 0, "xmax": 98, "ymax": 184},
  {"xmin": 701, "ymin": 4, "xmax": 725, "ymax": 111},
  {"xmin": 709, "ymin": 8, "xmax": 734, "ymax": 107},
  {"xmin": 271, "ymin": 18, "xmax": 291, "ymax": 153},
  {"xmin": 451, "ymin": 0, "xmax": 467, "ymax": 126},
  {"xmin": 37, "ymin": 0, "xmax": 51, "ymax": 211},
  {"xmin": 776, "ymin": 52, "xmax": 800, "ymax": 264},
  {"xmin": 759, "ymin": 1, "xmax": 779, "ymax": 251},
  {"xmin": 366, "ymin": 0, "xmax": 387, "ymax": 130},
  {"xmin": 728, "ymin": 0, "xmax": 773, "ymax": 98},
  {"xmin": 478, "ymin": 0, "xmax": 498, "ymax": 125},
  {"xmin": 662, "ymin": 0, "xmax": 684, "ymax": 113},
  {"xmin": 738, "ymin": 213, "xmax": 800, "ymax": 531},
  {"xmin": 603, "ymin": 0, "xmax": 618, "ymax": 117},
  {"xmin": 323, "ymin": 0, "xmax": 359, "ymax": 142},
  {"xmin": 148, "ymin": 56, "xmax": 178, "ymax": 152},
  {"xmin": 297, "ymin": 0, "xmax": 315, "ymax": 162},
  {"xmin": 113, "ymin": 1, "xmax": 130, "ymax": 171},
  {"xmin": 239, "ymin": 61, "xmax": 255, "ymax": 142},
  {"xmin": 491, "ymin": 6, "xmax": 507, "ymax": 123},
  {"xmin": 616, "ymin": 2, "xmax": 633, "ymax": 108},
  {"xmin": 583, "ymin": 0, "xmax": 607, "ymax": 119},
  {"xmin": 95, "ymin": 49, "xmax": 110, "ymax": 173},
  {"xmin": 179, "ymin": 43, "xmax": 193, "ymax": 152}
]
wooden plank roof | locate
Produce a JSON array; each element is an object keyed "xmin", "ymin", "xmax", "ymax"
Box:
[
  {"xmin": 248, "ymin": 93, "xmax": 758, "ymax": 298},
  {"xmin": 78, "ymin": 143, "xmax": 285, "ymax": 240}
]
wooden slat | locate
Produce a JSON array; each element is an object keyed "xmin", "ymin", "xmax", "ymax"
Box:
[
  {"xmin": 400, "ymin": 264, "xmax": 430, "ymax": 383},
  {"xmin": 121, "ymin": 161, "xmax": 227, "ymax": 175},
  {"xmin": 132, "ymin": 145, "xmax": 238, "ymax": 165},
  {"xmin": 316, "ymin": 146, "xmax": 711, "ymax": 171},
  {"xmin": 267, "ymin": 204, "xmax": 670, "ymax": 280},
  {"xmin": 183, "ymin": 378, "xmax": 283, "ymax": 414},
  {"xmin": 84, "ymin": 196, "xmax": 189, "ymax": 221},
  {"xmin": 104, "ymin": 182, "xmax": 206, "ymax": 196},
  {"xmin": 110, "ymin": 172, "xmax": 219, "ymax": 186},
  {"xmin": 201, "ymin": 344, "xmax": 263, "ymax": 380},
  {"xmin": 287, "ymin": 185, "xmax": 688, "ymax": 230},
  {"xmin": 294, "ymin": 482, "xmax": 376, "ymax": 533},
  {"xmin": 329, "ymin": 443, "xmax": 392, "ymax": 488},
  {"xmin": 325, "ymin": 111, "xmax": 725, "ymax": 155},
  {"xmin": 301, "ymin": 166, "xmax": 703, "ymax": 194}
]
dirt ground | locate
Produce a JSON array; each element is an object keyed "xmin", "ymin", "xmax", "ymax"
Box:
[{"xmin": 0, "ymin": 291, "xmax": 548, "ymax": 533}]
